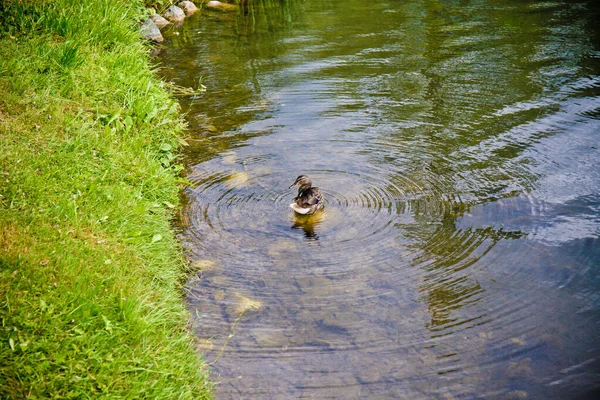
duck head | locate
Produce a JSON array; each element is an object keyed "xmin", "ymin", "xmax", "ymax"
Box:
[{"xmin": 289, "ymin": 175, "xmax": 312, "ymax": 193}]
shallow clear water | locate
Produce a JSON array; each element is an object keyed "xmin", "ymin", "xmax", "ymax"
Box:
[{"xmin": 157, "ymin": 0, "xmax": 600, "ymax": 398}]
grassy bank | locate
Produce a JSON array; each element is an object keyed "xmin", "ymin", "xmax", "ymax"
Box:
[{"xmin": 0, "ymin": 0, "xmax": 211, "ymax": 397}]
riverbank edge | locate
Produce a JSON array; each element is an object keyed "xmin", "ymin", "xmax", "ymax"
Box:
[{"xmin": 0, "ymin": 0, "xmax": 212, "ymax": 398}]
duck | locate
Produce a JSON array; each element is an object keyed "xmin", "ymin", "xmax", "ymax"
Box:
[{"xmin": 289, "ymin": 175, "xmax": 324, "ymax": 215}]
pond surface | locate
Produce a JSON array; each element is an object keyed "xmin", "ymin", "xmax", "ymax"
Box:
[{"xmin": 157, "ymin": 0, "xmax": 600, "ymax": 398}]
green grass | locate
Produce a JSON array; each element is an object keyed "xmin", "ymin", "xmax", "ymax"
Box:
[{"xmin": 0, "ymin": 0, "xmax": 212, "ymax": 398}]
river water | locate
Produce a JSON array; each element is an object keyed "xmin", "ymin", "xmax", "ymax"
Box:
[{"xmin": 157, "ymin": 0, "xmax": 600, "ymax": 398}]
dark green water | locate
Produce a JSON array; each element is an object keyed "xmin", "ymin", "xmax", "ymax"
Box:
[{"xmin": 157, "ymin": 0, "xmax": 600, "ymax": 398}]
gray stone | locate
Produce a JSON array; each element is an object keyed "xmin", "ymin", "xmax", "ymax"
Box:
[
  {"xmin": 150, "ymin": 13, "xmax": 169, "ymax": 29},
  {"xmin": 140, "ymin": 19, "xmax": 163, "ymax": 43},
  {"xmin": 206, "ymin": 1, "xmax": 238, "ymax": 12},
  {"xmin": 250, "ymin": 328, "xmax": 288, "ymax": 348},
  {"xmin": 178, "ymin": 1, "xmax": 199, "ymax": 16},
  {"xmin": 163, "ymin": 5, "xmax": 185, "ymax": 23}
]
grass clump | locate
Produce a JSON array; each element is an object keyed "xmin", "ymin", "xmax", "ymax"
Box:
[{"xmin": 0, "ymin": 0, "xmax": 212, "ymax": 398}]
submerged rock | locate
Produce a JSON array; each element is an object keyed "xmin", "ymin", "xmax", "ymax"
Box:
[
  {"xmin": 178, "ymin": 1, "xmax": 199, "ymax": 16},
  {"xmin": 163, "ymin": 5, "xmax": 185, "ymax": 22},
  {"xmin": 226, "ymin": 171, "xmax": 249, "ymax": 188},
  {"xmin": 190, "ymin": 259, "xmax": 219, "ymax": 274},
  {"xmin": 220, "ymin": 151, "xmax": 237, "ymax": 165},
  {"xmin": 250, "ymin": 328, "xmax": 288, "ymax": 348},
  {"xmin": 504, "ymin": 358, "xmax": 533, "ymax": 379},
  {"xmin": 203, "ymin": 124, "xmax": 218, "ymax": 133},
  {"xmin": 150, "ymin": 13, "xmax": 169, "ymax": 28},
  {"xmin": 503, "ymin": 391, "xmax": 528, "ymax": 400},
  {"xmin": 206, "ymin": 1, "xmax": 238, "ymax": 12},
  {"xmin": 140, "ymin": 19, "xmax": 163, "ymax": 43},
  {"xmin": 213, "ymin": 290, "xmax": 226, "ymax": 302},
  {"xmin": 195, "ymin": 339, "xmax": 214, "ymax": 352},
  {"xmin": 225, "ymin": 292, "xmax": 262, "ymax": 318}
]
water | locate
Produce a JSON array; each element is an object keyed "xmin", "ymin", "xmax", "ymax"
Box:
[{"xmin": 157, "ymin": 0, "xmax": 600, "ymax": 398}]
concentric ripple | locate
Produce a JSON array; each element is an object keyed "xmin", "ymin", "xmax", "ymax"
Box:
[{"xmin": 159, "ymin": 0, "xmax": 600, "ymax": 398}]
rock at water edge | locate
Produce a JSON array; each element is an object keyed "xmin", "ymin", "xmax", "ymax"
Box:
[
  {"xmin": 140, "ymin": 19, "xmax": 163, "ymax": 43},
  {"xmin": 179, "ymin": 1, "xmax": 199, "ymax": 16},
  {"xmin": 150, "ymin": 13, "xmax": 170, "ymax": 28},
  {"xmin": 163, "ymin": 5, "xmax": 185, "ymax": 22},
  {"xmin": 206, "ymin": 1, "xmax": 238, "ymax": 12}
]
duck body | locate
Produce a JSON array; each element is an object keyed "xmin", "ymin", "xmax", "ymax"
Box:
[{"xmin": 289, "ymin": 175, "xmax": 324, "ymax": 215}]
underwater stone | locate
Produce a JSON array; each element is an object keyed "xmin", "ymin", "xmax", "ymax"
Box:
[
  {"xmin": 178, "ymin": 1, "xmax": 199, "ymax": 16},
  {"xmin": 226, "ymin": 171, "xmax": 249, "ymax": 188},
  {"xmin": 140, "ymin": 19, "xmax": 163, "ymax": 43},
  {"xmin": 220, "ymin": 151, "xmax": 237, "ymax": 165},
  {"xmin": 251, "ymin": 328, "xmax": 288, "ymax": 348},
  {"xmin": 206, "ymin": 1, "xmax": 238, "ymax": 12},
  {"xmin": 163, "ymin": 5, "xmax": 185, "ymax": 23},
  {"xmin": 195, "ymin": 339, "xmax": 214, "ymax": 352},
  {"xmin": 503, "ymin": 391, "xmax": 528, "ymax": 400},
  {"xmin": 225, "ymin": 292, "xmax": 262, "ymax": 318},
  {"xmin": 204, "ymin": 124, "xmax": 218, "ymax": 133},
  {"xmin": 150, "ymin": 13, "xmax": 170, "ymax": 29},
  {"xmin": 206, "ymin": 275, "xmax": 230, "ymax": 287},
  {"xmin": 213, "ymin": 290, "xmax": 226, "ymax": 302},
  {"xmin": 190, "ymin": 259, "xmax": 218, "ymax": 273},
  {"xmin": 504, "ymin": 358, "xmax": 533, "ymax": 379}
]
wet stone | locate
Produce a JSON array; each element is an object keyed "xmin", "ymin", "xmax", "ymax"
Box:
[
  {"xmin": 221, "ymin": 151, "xmax": 237, "ymax": 165},
  {"xmin": 224, "ymin": 292, "xmax": 262, "ymax": 318},
  {"xmin": 541, "ymin": 333, "xmax": 564, "ymax": 350},
  {"xmin": 190, "ymin": 259, "xmax": 219, "ymax": 273},
  {"xmin": 190, "ymin": 260, "xmax": 215, "ymax": 272},
  {"xmin": 204, "ymin": 124, "xmax": 218, "ymax": 133},
  {"xmin": 140, "ymin": 19, "xmax": 163, "ymax": 43},
  {"xmin": 505, "ymin": 358, "xmax": 533, "ymax": 379},
  {"xmin": 213, "ymin": 289, "xmax": 226, "ymax": 302},
  {"xmin": 206, "ymin": 1, "xmax": 238, "ymax": 12},
  {"xmin": 208, "ymin": 273, "xmax": 231, "ymax": 285},
  {"xmin": 149, "ymin": 13, "xmax": 169, "ymax": 28},
  {"xmin": 477, "ymin": 331, "xmax": 494, "ymax": 340},
  {"xmin": 510, "ymin": 337, "xmax": 526, "ymax": 346},
  {"xmin": 503, "ymin": 390, "xmax": 528, "ymax": 400},
  {"xmin": 178, "ymin": 1, "xmax": 199, "ymax": 16},
  {"xmin": 163, "ymin": 5, "xmax": 185, "ymax": 23},
  {"xmin": 196, "ymin": 339, "xmax": 214, "ymax": 352},
  {"xmin": 226, "ymin": 172, "xmax": 249, "ymax": 188},
  {"xmin": 251, "ymin": 328, "xmax": 288, "ymax": 348}
]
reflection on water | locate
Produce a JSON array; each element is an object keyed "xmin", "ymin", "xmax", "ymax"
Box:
[
  {"xmin": 291, "ymin": 212, "xmax": 324, "ymax": 240},
  {"xmin": 158, "ymin": 0, "xmax": 600, "ymax": 398}
]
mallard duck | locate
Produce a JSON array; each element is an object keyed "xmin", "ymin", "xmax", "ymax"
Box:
[{"xmin": 289, "ymin": 175, "xmax": 324, "ymax": 215}]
